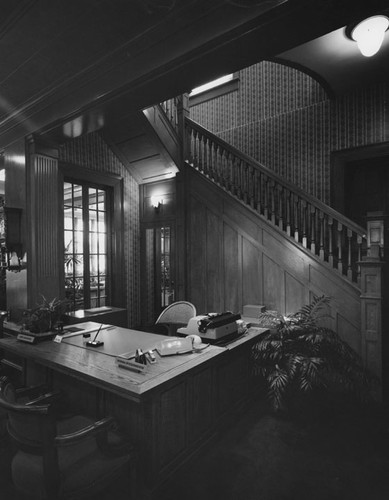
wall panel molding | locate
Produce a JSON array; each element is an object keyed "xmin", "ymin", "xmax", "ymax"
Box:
[{"xmin": 185, "ymin": 165, "xmax": 362, "ymax": 355}]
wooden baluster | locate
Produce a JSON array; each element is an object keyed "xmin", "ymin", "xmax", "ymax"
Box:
[
  {"xmin": 270, "ymin": 180, "xmax": 276, "ymax": 224},
  {"xmin": 191, "ymin": 129, "xmax": 197, "ymax": 167},
  {"xmin": 357, "ymin": 234, "xmax": 363, "ymax": 284},
  {"xmin": 196, "ymin": 132, "xmax": 201, "ymax": 171},
  {"xmin": 286, "ymin": 190, "xmax": 291, "ymax": 236},
  {"xmin": 310, "ymin": 205, "xmax": 316, "ymax": 253},
  {"xmin": 347, "ymin": 229, "xmax": 353, "ymax": 280},
  {"xmin": 301, "ymin": 200, "xmax": 307, "ymax": 248},
  {"xmin": 328, "ymin": 216, "xmax": 334, "ymax": 267},
  {"xmin": 212, "ymin": 142, "xmax": 218, "ymax": 184},
  {"xmin": 263, "ymin": 177, "xmax": 269, "ymax": 219},
  {"xmin": 294, "ymin": 195, "xmax": 300, "ymax": 242},
  {"xmin": 220, "ymin": 146, "xmax": 225, "ymax": 188},
  {"xmin": 244, "ymin": 163, "xmax": 249, "ymax": 205},
  {"xmin": 337, "ymin": 222, "xmax": 343, "ymax": 273},
  {"xmin": 248, "ymin": 165, "xmax": 255, "ymax": 208},
  {"xmin": 232, "ymin": 157, "xmax": 238, "ymax": 197},
  {"xmin": 208, "ymin": 139, "xmax": 214, "ymax": 180},
  {"xmin": 319, "ymin": 211, "xmax": 325, "ymax": 260},
  {"xmin": 214, "ymin": 144, "xmax": 222, "ymax": 186},
  {"xmin": 278, "ymin": 185, "xmax": 284, "ymax": 230},
  {"xmin": 254, "ymin": 171, "xmax": 261, "ymax": 214},
  {"xmin": 236, "ymin": 158, "xmax": 241, "ymax": 198},
  {"xmin": 203, "ymin": 136, "xmax": 209, "ymax": 177},
  {"xmin": 239, "ymin": 161, "xmax": 244, "ymax": 202},
  {"xmin": 225, "ymin": 151, "xmax": 231, "ymax": 192}
]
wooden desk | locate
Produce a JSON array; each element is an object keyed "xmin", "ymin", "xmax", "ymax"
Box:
[{"xmin": 0, "ymin": 323, "xmax": 266, "ymax": 499}]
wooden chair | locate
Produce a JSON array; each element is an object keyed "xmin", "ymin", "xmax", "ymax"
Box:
[
  {"xmin": 155, "ymin": 301, "xmax": 197, "ymax": 336},
  {"xmin": 0, "ymin": 376, "xmax": 137, "ymax": 499}
]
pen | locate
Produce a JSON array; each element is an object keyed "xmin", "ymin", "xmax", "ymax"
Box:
[{"xmin": 92, "ymin": 324, "xmax": 103, "ymax": 342}]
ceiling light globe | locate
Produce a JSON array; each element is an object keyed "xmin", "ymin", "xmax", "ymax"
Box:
[{"xmin": 351, "ymin": 15, "xmax": 389, "ymax": 57}]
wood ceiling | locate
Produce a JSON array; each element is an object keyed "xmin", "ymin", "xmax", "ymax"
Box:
[{"xmin": 0, "ymin": 0, "xmax": 388, "ymax": 181}]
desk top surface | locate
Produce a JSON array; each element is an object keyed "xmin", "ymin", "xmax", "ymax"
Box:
[{"xmin": 0, "ymin": 322, "xmax": 267, "ymax": 402}]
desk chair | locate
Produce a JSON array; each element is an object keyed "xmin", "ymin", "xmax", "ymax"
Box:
[
  {"xmin": 0, "ymin": 376, "xmax": 137, "ymax": 500},
  {"xmin": 155, "ymin": 301, "xmax": 197, "ymax": 336}
]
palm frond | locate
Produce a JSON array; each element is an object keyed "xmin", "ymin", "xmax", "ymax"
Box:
[{"xmin": 252, "ymin": 295, "xmax": 377, "ymax": 412}]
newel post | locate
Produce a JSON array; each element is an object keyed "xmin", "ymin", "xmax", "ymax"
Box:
[{"xmin": 359, "ymin": 212, "xmax": 387, "ymax": 388}]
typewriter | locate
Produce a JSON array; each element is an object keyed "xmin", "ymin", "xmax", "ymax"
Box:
[{"xmin": 179, "ymin": 312, "xmax": 241, "ymax": 340}]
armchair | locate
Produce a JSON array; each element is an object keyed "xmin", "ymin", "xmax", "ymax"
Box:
[
  {"xmin": 154, "ymin": 301, "xmax": 197, "ymax": 336},
  {"xmin": 0, "ymin": 376, "xmax": 137, "ymax": 499}
]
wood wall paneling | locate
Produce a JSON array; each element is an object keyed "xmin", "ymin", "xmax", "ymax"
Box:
[
  {"xmin": 309, "ymin": 265, "xmax": 360, "ymax": 329},
  {"xmin": 223, "ymin": 222, "xmax": 241, "ymax": 313},
  {"xmin": 262, "ymin": 229, "xmax": 308, "ymax": 280},
  {"xmin": 206, "ymin": 208, "xmax": 223, "ymax": 313},
  {"xmin": 29, "ymin": 153, "xmax": 61, "ymax": 305},
  {"xmin": 262, "ymin": 254, "xmax": 284, "ymax": 312},
  {"xmin": 187, "ymin": 367, "xmax": 214, "ymax": 447},
  {"xmin": 184, "ymin": 165, "xmax": 361, "ymax": 355},
  {"xmin": 285, "ymin": 272, "xmax": 307, "ymax": 316},
  {"xmin": 188, "ymin": 197, "xmax": 207, "ymax": 313},
  {"xmin": 158, "ymin": 381, "xmax": 186, "ymax": 469},
  {"xmin": 241, "ymin": 237, "xmax": 262, "ymax": 308},
  {"xmin": 216, "ymin": 353, "xmax": 249, "ymax": 416},
  {"xmin": 337, "ymin": 312, "xmax": 362, "ymax": 355}
]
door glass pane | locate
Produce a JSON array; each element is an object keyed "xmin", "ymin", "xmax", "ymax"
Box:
[
  {"xmin": 64, "ymin": 181, "xmax": 109, "ymax": 311},
  {"xmin": 73, "ymin": 185, "xmax": 82, "ymax": 207},
  {"xmin": 161, "ymin": 226, "xmax": 174, "ymax": 308}
]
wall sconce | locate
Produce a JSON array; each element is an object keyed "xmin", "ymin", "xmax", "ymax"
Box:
[
  {"xmin": 347, "ymin": 15, "xmax": 389, "ymax": 57},
  {"xmin": 0, "ymin": 246, "xmax": 27, "ymax": 273},
  {"xmin": 151, "ymin": 196, "xmax": 164, "ymax": 212},
  {"xmin": 7, "ymin": 250, "xmax": 27, "ymax": 272},
  {"xmin": 0, "ymin": 206, "xmax": 26, "ymax": 272}
]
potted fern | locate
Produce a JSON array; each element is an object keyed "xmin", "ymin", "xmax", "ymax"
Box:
[
  {"xmin": 252, "ymin": 296, "xmax": 376, "ymax": 414},
  {"xmin": 22, "ymin": 295, "xmax": 69, "ymax": 333}
]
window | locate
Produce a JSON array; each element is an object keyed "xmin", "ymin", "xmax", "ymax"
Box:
[{"xmin": 64, "ymin": 181, "xmax": 110, "ymax": 311}]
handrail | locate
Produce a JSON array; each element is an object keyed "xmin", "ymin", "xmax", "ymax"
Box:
[
  {"xmin": 185, "ymin": 117, "xmax": 368, "ymax": 285},
  {"xmin": 186, "ymin": 118, "xmax": 366, "ymax": 237}
]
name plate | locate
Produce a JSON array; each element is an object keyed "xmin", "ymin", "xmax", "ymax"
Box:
[{"xmin": 17, "ymin": 333, "xmax": 36, "ymax": 344}]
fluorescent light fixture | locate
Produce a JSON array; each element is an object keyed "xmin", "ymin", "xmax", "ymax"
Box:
[
  {"xmin": 190, "ymin": 74, "xmax": 234, "ymax": 96},
  {"xmin": 351, "ymin": 15, "xmax": 389, "ymax": 57}
]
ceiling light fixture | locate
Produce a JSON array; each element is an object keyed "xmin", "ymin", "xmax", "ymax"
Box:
[{"xmin": 349, "ymin": 15, "xmax": 389, "ymax": 57}]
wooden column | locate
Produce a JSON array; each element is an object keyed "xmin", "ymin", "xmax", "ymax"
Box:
[{"xmin": 26, "ymin": 136, "xmax": 61, "ymax": 308}]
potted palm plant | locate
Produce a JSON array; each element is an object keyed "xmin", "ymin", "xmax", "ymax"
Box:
[{"xmin": 252, "ymin": 295, "xmax": 376, "ymax": 413}]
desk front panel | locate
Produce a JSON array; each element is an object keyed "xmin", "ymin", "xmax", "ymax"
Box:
[{"xmin": 0, "ymin": 324, "xmax": 267, "ymax": 499}]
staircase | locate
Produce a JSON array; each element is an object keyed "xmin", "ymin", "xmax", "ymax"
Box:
[
  {"xmin": 185, "ymin": 117, "xmax": 368, "ymax": 286},
  {"xmin": 145, "ymin": 97, "xmax": 384, "ymax": 381}
]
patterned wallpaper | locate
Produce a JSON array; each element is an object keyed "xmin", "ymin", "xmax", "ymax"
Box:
[
  {"xmin": 190, "ymin": 61, "xmax": 389, "ymax": 204},
  {"xmin": 59, "ymin": 132, "xmax": 140, "ymax": 327}
]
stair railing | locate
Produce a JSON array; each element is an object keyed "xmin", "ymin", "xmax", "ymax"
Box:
[
  {"xmin": 160, "ymin": 97, "xmax": 179, "ymax": 134},
  {"xmin": 185, "ymin": 117, "xmax": 367, "ymax": 286}
]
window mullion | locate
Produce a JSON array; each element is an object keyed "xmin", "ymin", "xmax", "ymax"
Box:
[{"xmin": 83, "ymin": 185, "xmax": 91, "ymax": 308}]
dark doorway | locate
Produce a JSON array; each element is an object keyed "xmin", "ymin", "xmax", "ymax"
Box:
[{"xmin": 344, "ymin": 156, "xmax": 389, "ymax": 227}]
